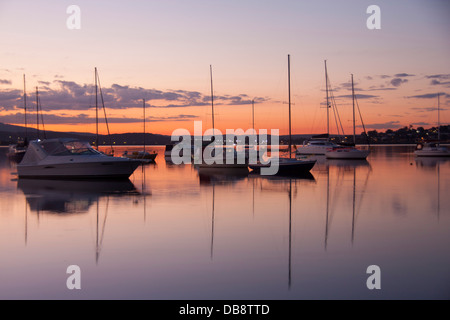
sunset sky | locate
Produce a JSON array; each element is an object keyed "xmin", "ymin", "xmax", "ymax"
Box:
[{"xmin": 0, "ymin": 0, "xmax": 449, "ymax": 136}]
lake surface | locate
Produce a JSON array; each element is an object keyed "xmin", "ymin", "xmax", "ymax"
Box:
[{"xmin": 0, "ymin": 145, "xmax": 449, "ymax": 300}]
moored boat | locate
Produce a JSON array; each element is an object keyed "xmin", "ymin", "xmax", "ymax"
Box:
[
  {"xmin": 324, "ymin": 74, "xmax": 370, "ymax": 160},
  {"xmin": 296, "ymin": 138, "xmax": 339, "ymax": 155},
  {"xmin": 122, "ymin": 150, "xmax": 157, "ymax": 163},
  {"xmin": 17, "ymin": 138, "xmax": 141, "ymax": 179},
  {"xmin": 7, "ymin": 141, "xmax": 28, "ymax": 162},
  {"xmin": 324, "ymin": 146, "xmax": 370, "ymax": 159},
  {"xmin": 252, "ymin": 55, "xmax": 316, "ymax": 175},
  {"xmin": 414, "ymin": 142, "xmax": 449, "ymax": 157},
  {"xmin": 414, "ymin": 94, "xmax": 449, "ymax": 157}
]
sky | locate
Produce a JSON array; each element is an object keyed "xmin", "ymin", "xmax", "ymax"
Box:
[{"xmin": 0, "ymin": 0, "xmax": 449, "ymax": 136}]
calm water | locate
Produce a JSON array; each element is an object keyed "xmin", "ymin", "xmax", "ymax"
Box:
[{"xmin": 0, "ymin": 145, "xmax": 449, "ymax": 300}]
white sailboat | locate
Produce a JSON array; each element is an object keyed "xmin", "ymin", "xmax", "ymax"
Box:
[
  {"xmin": 296, "ymin": 60, "xmax": 339, "ymax": 155},
  {"xmin": 198, "ymin": 65, "xmax": 248, "ymax": 169},
  {"xmin": 325, "ymin": 74, "xmax": 370, "ymax": 160},
  {"xmin": 122, "ymin": 99, "xmax": 157, "ymax": 163},
  {"xmin": 250, "ymin": 55, "xmax": 316, "ymax": 175},
  {"xmin": 415, "ymin": 93, "xmax": 449, "ymax": 157}
]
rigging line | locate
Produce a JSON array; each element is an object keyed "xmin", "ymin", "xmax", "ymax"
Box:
[
  {"xmin": 96, "ymin": 71, "xmax": 114, "ymax": 153},
  {"xmin": 331, "ymin": 98, "xmax": 342, "ymax": 137},
  {"xmin": 326, "ymin": 76, "xmax": 344, "ymax": 137},
  {"xmin": 38, "ymin": 95, "xmax": 47, "ymax": 139},
  {"xmin": 355, "ymin": 96, "xmax": 370, "ymax": 146},
  {"xmin": 329, "ymin": 86, "xmax": 345, "ymax": 137},
  {"xmin": 35, "ymin": 86, "xmax": 40, "ymax": 140}
]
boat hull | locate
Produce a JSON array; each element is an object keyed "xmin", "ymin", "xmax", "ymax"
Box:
[
  {"xmin": 249, "ymin": 159, "xmax": 316, "ymax": 175},
  {"xmin": 124, "ymin": 152, "xmax": 157, "ymax": 163},
  {"xmin": 197, "ymin": 162, "xmax": 248, "ymax": 169},
  {"xmin": 414, "ymin": 150, "xmax": 450, "ymax": 157},
  {"xmin": 17, "ymin": 160, "xmax": 141, "ymax": 179}
]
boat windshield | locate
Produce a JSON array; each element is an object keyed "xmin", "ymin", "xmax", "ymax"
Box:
[{"xmin": 40, "ymin": 140, "xmax": 99, "ymax": 156}]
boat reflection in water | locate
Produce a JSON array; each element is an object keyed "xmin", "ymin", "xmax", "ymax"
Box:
[
  {"xmin": 197, "ymin": 166, "xmax": 249, "ymax": 186},
  {"xmin": 415, "ymin": 157, "xmax": 447, "ymax": 221},
  {"xmin": 17, "ymin": 178, "xmax": 139, "ymax": 214},
  {"xmin": 322, "ymin": 159, "xmax": 372, "ymax": 251},
  {"xmin": 17, "ymin": 178, "xmax": 141, "ymax": 264},
  {"xmin": 414, "ymin": 157, "xmax": 450, "ymax": 170}
]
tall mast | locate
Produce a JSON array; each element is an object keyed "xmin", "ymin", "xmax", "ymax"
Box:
[
  {"xmin": 351, "ymin": 74, "xmax": 356, "ymax": 145},
  {"xmin": 23, "ymin": 74, "xmax": 27, "ymax": 141},
  {"xmin": 143, "ymin": 98, "xmax": 146, "ymax": 153},
  {"xmin": 35, "ymin": 86, "xmax": 40, "ymax": 140},
  {"xmin": 288, "ymin": 54, "xmax": 292, "ymax": 159},
  {"xmin": 437, "ymin": 92, "xmax": 440, "ymax": 144},
  {"xmin": 325, "ymin": 60, "xmax": 330, "ymax": 138},
  {"xmin": 252, "ymin": 99, "xmax": 255, "ymax": 131},
  {"xmin": 210, "ymin": 65, "xmax": 215, "ymax": 132},
  {"xmin": 95, "ymin": 67, "xmax": 99, "ymax": 150}
]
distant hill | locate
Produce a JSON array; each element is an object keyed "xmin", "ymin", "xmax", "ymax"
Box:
[
  {"xmin": 4, "ymin": 122, "xmax": 444, "ymax": 146},
  {"xmin": 0, "ymin": 123, "xmax": 172, "ymax": 146}
]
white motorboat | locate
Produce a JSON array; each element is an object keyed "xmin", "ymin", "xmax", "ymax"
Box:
[
  {"xmin": 17, "ymin": 138, "xmax": 141, "ymax": 179},
  {"xmin": 414, "ymin": 142, "xmax": 449, "ymax": 157}
]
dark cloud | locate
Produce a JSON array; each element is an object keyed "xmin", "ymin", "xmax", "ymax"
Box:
[
  {"xmin": 0, "ymin": 89, "xmax": 22, "ymax": 111},
  {"xmin": 426, "ymin": 74, "xmax": 450, "ymax": 80},
  {"xmin": 0, "ymin": 79, "xmax": 12, "ymax": 85},
  {"xmin": 358, "ymin": 121, "xmax": 402, "ymax": 129},
  {"xmin": 390, "ymin": 78, "xmax": 408, "ymax": 87},
  {"xmin": 430, "ymin": 79, "xmax": 450, "ymax": 86},
  {"xmin": 367, "ymin": 86, "xmax": 397, "ymax": 91},
  {"xmin": 0, "ymin": 112, "xmax": 199, "ymax": 125},
  {"xmin": 0, "ymin": 80, "xmax": 267, "ymax": 112},
  {"xmin": 411, "ymin": 122, "xmax": 430, "ymax": 126},
  {"xmin": 411, "ymin": 106, "xmax": 448, "ymax": 113},
  {"xmin": 407, "ymin": 92, "xmax": 448, "ymax": 99},
  {"xmin": 336, "ymin": 94, "xmax": 379, "ymax": 100},
  {"xmin": 394, "ymin": 73, "xmax": 415, "ymax": 78}
]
